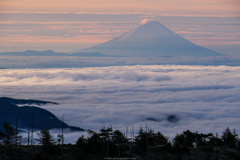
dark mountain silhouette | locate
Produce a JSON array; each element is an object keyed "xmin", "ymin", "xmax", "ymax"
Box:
[
  {"xmin": 80, "ymin": 21, "xmax": 223, "ymax": 57},
  {"xmin": 0, "ymin": 97, "xmax": 58, "ymax": 105},
  {"xmin": 0, "ymin": 97, "xmax": 84, "ymax": 132},
  {"xmin": 0, "ymin": 50, "xmax": 120, "ymax": 57}
]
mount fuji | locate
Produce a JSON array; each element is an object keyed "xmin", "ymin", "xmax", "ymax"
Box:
[{"xmin": 80, "ymin": 21, "xmax": 222, "ymax": 57}]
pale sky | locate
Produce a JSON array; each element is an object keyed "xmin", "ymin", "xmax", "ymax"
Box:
[
  {"xmin": 1, "ymin": 0, "xmax": 239, "ymax": 15},
  {"xmin": 0, "ymin": 0, "xmax": 239, "ymax": 55}
]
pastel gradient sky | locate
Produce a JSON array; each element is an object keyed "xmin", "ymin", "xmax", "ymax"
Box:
[{"xmin": 0, "ymin": 0, "xmax": 240, "ymax": 56}]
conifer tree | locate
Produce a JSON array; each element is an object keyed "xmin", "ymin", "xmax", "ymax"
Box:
[
  {"xmin": 36, "ymin": 129, "xmax": 56, "ymax": 152},
  {"xmin": 2, "ymin": 122, "xmax": 16, "ymax": 145}
]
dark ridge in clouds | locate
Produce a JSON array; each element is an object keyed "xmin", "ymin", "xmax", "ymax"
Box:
[
  {"xmin": 167, "ymin": 115, "xmax": 179, "ymax": 123},
  {"xmin": 0, "ymin": 65, "xmax": 239, "ymax": 138},
  {"xmin": 146, "ymin": 115, "xmax": 179, "ymax": 123}
]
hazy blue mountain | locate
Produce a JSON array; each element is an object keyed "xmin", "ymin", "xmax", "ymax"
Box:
[
  {"xmin": 0, "ymin": 50, "xmax": 66, "ymax": 56},
  {"xmin": 0, "ymin": 97, "xmax": 84, "ymax": 132},
  {"xmin": 80, "ymin": 21, "xmax": 223, "ymax": 57},
  {"xmin": 0, "ymin": 50, "xmax": 119, "ymax": 57}
]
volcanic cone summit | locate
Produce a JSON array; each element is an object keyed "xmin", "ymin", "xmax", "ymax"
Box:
[{"xmin": 81, "ymin": 21, "xmax": 222, "ymax": 57}]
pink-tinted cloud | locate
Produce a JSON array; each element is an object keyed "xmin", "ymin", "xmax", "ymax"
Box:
[
  {"xmin": 0, "ymin": 35, "xmax": 114, "ymax": 43},
  {"xmin": 1, "ymin": 0, "xmax": 239, "ymax": 16}
]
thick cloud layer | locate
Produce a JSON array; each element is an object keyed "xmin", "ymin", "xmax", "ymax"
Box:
[{"xmin": 0, "ymin": 65, "xmax": 240, "ymax": 143}]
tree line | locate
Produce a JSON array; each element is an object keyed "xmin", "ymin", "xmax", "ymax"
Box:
[
  {"xmin": 75, "ymin": 126, "xmax": 240, "ymax": 159},
  {"xmin": 0, "ymin": 121, "xmax": 240, "ymax": 160}
]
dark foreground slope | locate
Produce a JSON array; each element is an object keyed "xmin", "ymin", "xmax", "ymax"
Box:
[{"xmin": 0, "ymin": 97, "xmax": 84, "ymax": 132}]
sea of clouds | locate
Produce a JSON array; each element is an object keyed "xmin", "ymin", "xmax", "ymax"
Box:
[
  {"xmin": 1, "ymin": 56, "xmax": 240, "ymax": 69},
  {"xmin": 1, "ymin": 65, "xmax": 240, "ymax": 143}
]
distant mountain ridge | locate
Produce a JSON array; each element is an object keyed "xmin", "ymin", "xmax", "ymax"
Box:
[
  {"xmin": 1, "ymin": 21, "xmax": 222, "ymax": 58},
  {"xmin": 0, "ymin": 97, "xmax": 84, "ymax": 132},
  {"xmin": 80, "ymin": 21, "xmax": 223, "ymax": 57},
  {"xmin": 0, "ymin": 50, "xmax": 121, "ymax": 57}
]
